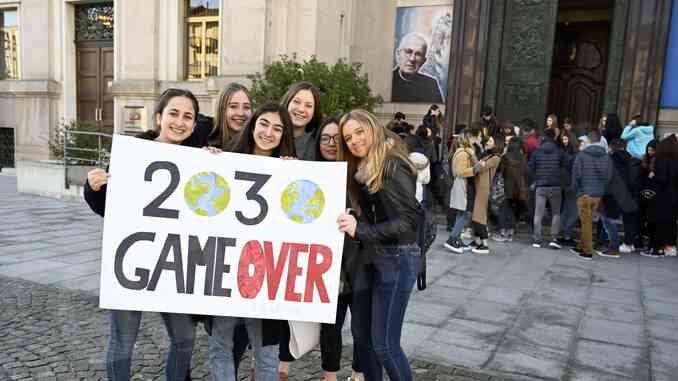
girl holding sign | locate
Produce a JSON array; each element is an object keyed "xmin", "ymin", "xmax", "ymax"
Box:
[
  {"xmin": 208, "ymin": 102, "xmax": 296, "ymax": 381},
  {"xmin": 84, "ymin": 88, "xmax": 201, "ymax": 381},
  {"xmin": 336, "ymin": 110, "xmax": 424, "ymax": 381}
]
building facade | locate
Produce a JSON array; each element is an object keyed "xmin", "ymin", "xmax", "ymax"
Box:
[{"xmin": 0, "ymin": 0, "xmax": 676, "ymax": 189}]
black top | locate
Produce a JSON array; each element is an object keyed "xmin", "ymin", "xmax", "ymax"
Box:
[
  {"xmin": 391, "ymin": 68, "xmax": 443, "ymax": 103},
  {"xmin": 355, "ymin": 157, "xmax": 423, "ymax": 262}
]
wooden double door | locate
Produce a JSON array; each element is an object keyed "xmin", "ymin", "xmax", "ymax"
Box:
[{"xmin": 77, "ymin": 41, "xmax": 114, "ymax": 133}]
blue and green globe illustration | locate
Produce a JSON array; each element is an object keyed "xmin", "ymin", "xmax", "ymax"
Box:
[
  {"xmin": 184, "ymin": 171, "xmax": 230, "ymax": 217},
  {"xmin": 280, "ymin": 180, "xmax": 325, "ymax": 224}
]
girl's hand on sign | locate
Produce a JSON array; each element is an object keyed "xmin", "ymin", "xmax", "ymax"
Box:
[
  {"xmin": 203, "ymin": 146, "xmax": 222, "ymax": 155},
  {"xmin": 280, "ymin": 156, "xmax": 297, "ymax": 161},
  {"xmin": 337, "ymin": 213, "xmax": 357, "ymax": 238},
  {"xmin": 87, "ymin": 168, "xmax": 109, "ymax": 192}
]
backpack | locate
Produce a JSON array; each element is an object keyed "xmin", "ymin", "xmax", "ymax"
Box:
[{"xmin": 490, "ymin": 170, "xmax": 506, "ymax": 208}]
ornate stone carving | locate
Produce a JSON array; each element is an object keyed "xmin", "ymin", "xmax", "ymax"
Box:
[
  {"xmin": 504, "ymin": 84, "xmax": 542, "ymax": 108},
  {"xmin": 507, "ymin": 18, "xmax": 545, "ymax": 67},
  {"xmin": 75, "ymin": 4, "xmax": 113, "ymax": 42}
]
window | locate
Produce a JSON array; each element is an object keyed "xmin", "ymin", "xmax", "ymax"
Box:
[
  {"xmin": 185, "ymin": 0, "xmax": 219, "ymax": 80},
  {"xmin": 0, "ymin": 8, "xmax": 19, "ymax": 80}
]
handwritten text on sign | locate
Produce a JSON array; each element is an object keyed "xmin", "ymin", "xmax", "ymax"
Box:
[{"xmin": 100, "ymin": 135, "xmax": 347, "ymax": 323}]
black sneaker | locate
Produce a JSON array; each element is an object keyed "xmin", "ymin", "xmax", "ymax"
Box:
[
  {"xmin": 556, "ymin": 237, "xmax": 577, "ymax": 247},
  {"xmin": 569, "ymin": 247, "xmax": 584, "ymax": 256},
  {"xmin": 548, "ymin": 241, "xmax": 562, "ymax": 250},
  {"xmin": 577, "ymin": 252, "xmax": 593, "ymax": 261},
  {"xmin": 532, "ymin": 240, "xmax": 543, "ymax": 248},
  {"xmin": 472, "ymin": 244, "xmax": 490, "ymax": 254},
  {"xmin": 641, "ymin": 248, "xmax": 665, "ymax": 258},
  {"xmin": 444, "ymin": 238, "xmax": 465, "ymax": 254}
]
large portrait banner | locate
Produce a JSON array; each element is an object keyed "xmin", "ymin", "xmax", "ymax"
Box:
[
  {"xmin": 99, "ymin": 135, "xmax": 347, "ymax": 324},
  {"xmin": 392, "ymin": 5, "xmax": 453, "ymax": 104}
]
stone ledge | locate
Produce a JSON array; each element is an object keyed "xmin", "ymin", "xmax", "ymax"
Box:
[{"xmin": 0, "ymin": 80, "xmax": 62, "ymax": 97}]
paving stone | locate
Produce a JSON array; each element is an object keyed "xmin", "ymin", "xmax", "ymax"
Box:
[
  {"xmin": 647, "ymin": 318, "xmax": 678, "ymax": 343},
  {"xmin": 572, "ymin": 339, "xmax": 649, "ymax": 380},
  {"xmin": 474, "ymin": 287, "xmax": 528, "ymax": 306},
  {"xmin": 644, "ymin": 298, "xmax": 678, "ymax": 319},
  {"xmin": 488, "ymin": 338, "xmax": 568, "ymax": 380},
  {"xmin": 454, "ymin": 301, "xmax": 518, "ymax": 325},
  {"xmin": 590, "ymin": 286, "xmax": 641, "ymax": 307},
  {"xmin": 584, "ymin": 301, "xmax": 643, "ymax": 323},
  {"xmin": 579, "ymin": 316, "xmax": 645, "ymax": 347}
]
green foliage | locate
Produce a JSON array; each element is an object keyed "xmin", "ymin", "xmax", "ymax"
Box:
[
  {"xmin": 248, "ymin": 54, "xmax": 383, "ymax": 117},
  {"xmin": 48, "ymin": 120, "xmax": 111, "ymax": 166}
]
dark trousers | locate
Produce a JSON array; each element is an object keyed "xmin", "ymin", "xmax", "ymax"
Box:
[
  {"xmin": 622, "ymin": 212, "xmax": 640, "ymax": 246},
  {"xmin": 473, "ymin": 221, "xmax": 488, "ymax": 240},
  {"xmin": 320, "ymin": 268, "xmax": 376, "ymax": 373},
  {"xmin": 651, "ymin": 221, "xmax": 678, "ymax": 249}
]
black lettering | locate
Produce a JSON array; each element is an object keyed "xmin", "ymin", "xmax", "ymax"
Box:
[
  {"xmin": 234, "ymin": 171, "xmax": 271, "ymax": 225},
  {"xmin": 186, "ymin": 235, "xmax": 216, "ymax": 295},
  {"xmin": 213, "ymin": 237, "xmax": 235, "ymax": 297},
  {"xmin": 143, "ymin": 161, "xmax": 180, "ymax": 219},
  {"xmin": 148, "ymin": 233, "xmax": 185, "ymax": 293},
  {"xmin": 114, "ymin": 232, "xmax": 155, "ymax": 290}
]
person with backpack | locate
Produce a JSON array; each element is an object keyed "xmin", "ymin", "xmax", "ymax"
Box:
[
  {"xmin": 528, "ymin": 128, "xmax": 567, "ymax": 249},
  {"xmin": 570, "ymin": 130, "xmax": 612, "ymax": 260},
  {"xmin": 497, "ymin": 136, "xmax": 528, "ymax": 242}
]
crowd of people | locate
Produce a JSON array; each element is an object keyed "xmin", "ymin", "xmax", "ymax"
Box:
[
  {"xmin": 82, "ymin": 79, "xmax": 678, "ymax": 380},
  {"xmin": 85, "ymin": 83, "xmax": 425, "ymax": 381},
  {"xmin": 399, "ymin": 106, "xmax": 677, "ymax": 261}
]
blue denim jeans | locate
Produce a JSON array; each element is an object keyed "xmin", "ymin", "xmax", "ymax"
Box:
[
  {"xmin": 371, "ymin": 245, "xmax": 421, "ymax": 381},
  {"xmin": 208, "ymin": 317, "xmax": 278, "ymax": 381},
  {"xmin": 106, "ymin": 310, "xmax": 195, "ymax": 381},
  {"xmin": 601, "ymin": 215, "xmax": 621, "ymax": 250},
  {"xmin": 450, "ymin": 211, "xmax": 470, "ymax": 240}
]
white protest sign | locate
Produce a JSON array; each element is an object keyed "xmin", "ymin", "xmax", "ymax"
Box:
[{"xmin": 99, "ymin": 135, "xmax": 347, "ymax": 323}]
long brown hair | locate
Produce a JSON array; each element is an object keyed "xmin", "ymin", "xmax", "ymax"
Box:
[
  {"xmin": 280, "ymin": 81, "xmax": 323, "ymax": 134},
  {"xmin": 210, "ymin": 83, "xmax": 251, "ymax": 148},
  {"xmin": 337, "ymin": 109, "xmax": 415, "ymax": 196}
]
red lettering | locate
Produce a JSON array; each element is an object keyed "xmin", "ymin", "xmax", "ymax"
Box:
[
  {"xmin": 264, "ymin": 241, "xmax": 289, "ymax": 300},
  {"xmin": 304, "ymin": 244, "xmax": 332, "ymax": 303},
  {"xmin": 237, "ymin": 240, "xmax": 266, "ymax": 299},
  {"xmin": 285, "ymin": 243, "xmax": 307, "ymax": 302}
]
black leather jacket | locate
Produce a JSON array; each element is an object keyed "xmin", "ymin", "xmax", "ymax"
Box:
[{"xmin": 355, "ymin": 157, "xmax": 423, "ymax": 257}]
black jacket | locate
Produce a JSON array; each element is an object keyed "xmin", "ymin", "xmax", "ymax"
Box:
[
  {"xmin": 528, "ymin": 138, "xmax": 565, "ymax": 187},
  {"xmin": 355, "ymin": 157, "xmax": 424, "ymax": 262},
  {"xmin": 603, "ymin": 151, "xmax": 639, "ymax": 218},
  {"xmin": 646, "ymin": 158, "xmax": 678, "ymax": 223}
]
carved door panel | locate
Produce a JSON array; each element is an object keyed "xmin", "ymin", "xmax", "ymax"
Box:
[
  {"xmin": 548, "ymin": 22, "xmax": 610, "ymax": 125},
  {"xmin": 76, "ymin": 42, "xmax": 113, "ymax": 133},
  {"xmin": 496, "ymin": 0, "xmax": 559, "ymax": 125}
]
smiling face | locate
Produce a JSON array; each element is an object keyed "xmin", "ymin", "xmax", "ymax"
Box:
[
  {"xmin": 319, "ymin": 123, "xmax": 339, "ymax": 161},
  {"xmin": 397, "ymin": 35, "xmax": 427, "ymax": 74},
  {"xmin": 342, "ymin": 119, "xmax": 373, "ymax": 159},
  {"xmin": 225, "ymin": 90, "xmax": 251, "ymax": 133},
  {"xmin": 546, "ymin": 117, "xmax": 554, "ymax": 127},
  {"xmin": 156, "ymin": 96, "xmax": 196, "ymax": 144},
  {"xmin": 562, "ymin": 135, "xmax": 570, "ymax": 146},
  {"xmin": 252, "ymin": 112, "xmax": 283, "ymax": 156},
  {"xmin": 485, "ymin": 136, "xmax": 495, "ymax": 151},
  {"xmin": 287, "ymin": 89, "xmax": 315, "ymax": 130}
]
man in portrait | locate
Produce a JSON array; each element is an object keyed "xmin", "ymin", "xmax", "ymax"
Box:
[{"xmin": 392, "ymin": 33, "xmax": 444, "ymax": 103}]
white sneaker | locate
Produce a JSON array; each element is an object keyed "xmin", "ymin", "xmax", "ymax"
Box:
[
  {"xmin": 619, "ymin": 244, "xmax": 635, "ymax": 254},
  {"xmin": 666, "ymin": 246, "xmax": 677, "ymax": 257}
]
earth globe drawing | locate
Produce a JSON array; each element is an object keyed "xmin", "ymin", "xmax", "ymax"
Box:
[
  {"xmin": 184, "ymin": 171, "xmax": 230, "ymax": 217},
  {"xmin": 280, "ymin": 180, "xmax": 325, "ymax": 224}
]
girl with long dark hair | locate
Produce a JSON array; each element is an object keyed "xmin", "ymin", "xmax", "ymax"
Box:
[
  {"xmin": 85, "ymin": 88, "xmax": 201, "ymax": 381},
  {"xmin": 208, "ymin": 102, "xmax": 296, "ymax": 381}
]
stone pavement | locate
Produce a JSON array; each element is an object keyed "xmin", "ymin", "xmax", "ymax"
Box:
[{"xmin": 1, "ymin": 172, "xmax": 678, "ymax": 380}]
